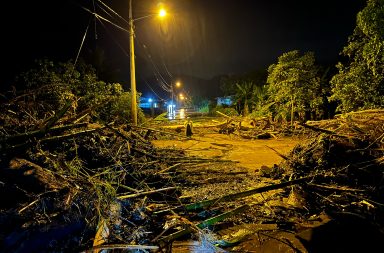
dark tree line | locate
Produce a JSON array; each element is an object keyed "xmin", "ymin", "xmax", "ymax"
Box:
[{"xmin": 220, "ymin": 0, "xmax": 384, "ymax": 122}]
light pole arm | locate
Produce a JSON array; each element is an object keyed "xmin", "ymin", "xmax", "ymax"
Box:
[
  {"xmin": 134, "ymin": 14, "xmax": 157, "ymax": 22},
  {"xmin": 129, "ymin": 0, "xmax": 138, "ymax": 125}
]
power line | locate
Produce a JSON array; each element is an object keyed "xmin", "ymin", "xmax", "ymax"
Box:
[
  {"xmin": 79, "ymin": 0, "xmax": 174, "ymax": 100},
  {"xmin": 74, "ymin": 18, "xmax": 91, "ymax": 67},
  {"xmin": 96, "ymin": 0, "xmax": 129, "ymax": 26},
  {"xmin": 81, "ymin": 6, "xmax": 130, "ymax": 34}
]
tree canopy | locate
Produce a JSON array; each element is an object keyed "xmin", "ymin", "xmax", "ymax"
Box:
[
  {"xmin": 330, "ymin": 0, "xmax": 384, "ymax": 112},
  {"xmin": 15, "ymin": 59, "xmax": 142, "ymax": 123},
  {"xmin": 266, "ymin": 50, "xmax": 322, "ymax": 122},
  {"xmin": 220, "ymin": 70, "xmax": 267, "ymax": 116}
]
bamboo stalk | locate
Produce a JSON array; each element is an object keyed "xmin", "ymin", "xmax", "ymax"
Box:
[
  {"xmin": 90, "ymin": 244, "xmax": 159, "ymax": 250},
  {"xmin": 40, "ymin": 128, "xmax": 102, "ymax": 143},
  {"xmin": 155, "ymin": 176, "xmax": 313, "ymax": 215},
  {"xmin": 197, "ymin": 204, "xmax": 250, "ymax": 229},
  {"xmin": 265, "ymin": 145, "xmax": 289, "ymax": 160},
  {"xmin": 40, "ymin": 100, "xmax": 73, "ymax": 132},
  {"xmin": 158, "ymin": 205, "xmax": 250, "ymax": 243},
  {"xmin": 157, "ymin": 163, "xmax": 182, "ymax": 174},
  {"xmin": 184, "ymin": 177, "xmax": 311, "ymax": 211},
  {"xmin": 2, "ymin": 123, "xmax": 88, "ymax": 143},
  {"xmin": 117, "ymin": 187, "xmax": 177, "ymax": 199}
]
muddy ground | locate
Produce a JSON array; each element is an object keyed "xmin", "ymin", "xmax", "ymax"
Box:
[
  {"xmin": 150, "ymin": 120, "xmax": 309, "ymax": 252},
  {"xmin": 149, "ymin": 115, "xmax": 384, "ymax": 253},
  {"xmin": 153, "ymin": 132, "xmax": 300, "ymax": 170}
]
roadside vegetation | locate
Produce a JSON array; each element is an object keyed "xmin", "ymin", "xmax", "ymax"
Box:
[{"xmin": 216, "ymin": 0, "xmax": 384, "ymax": 124}]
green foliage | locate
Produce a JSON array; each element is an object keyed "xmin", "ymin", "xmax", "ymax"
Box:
[
  {"xmin": 220, "ymin": 70, "xmax": 267, "ymax": 116},
  {"xmin": 330, "ymin": 0, "xmax": 384, "ymax": 112},
  {"xmin": 16, "ymin": 59, "xmax": 142, "ymax": 123},
  {"xmin": 153, "ymin": 112, "xmax": 168, "ymax": 121},
  {"xmin": 189, "ymin": 96, "xmax": 211, "ymax": 113},
  {"xmin": 212, "ymin": 105, "xmax": 239, "ymax": 117},
  {"xmin": 198, "ymin": 104, "xmax": 210, "ymax": 113},
  {"xmin": 248, "ymin": 101, "xmax": 275, "ymax": 118},
  {"xmin": 266, "ymin": 50, "xmax": 323, "ymax": 121}
]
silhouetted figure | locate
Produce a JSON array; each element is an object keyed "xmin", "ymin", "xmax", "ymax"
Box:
[{"xmin": 185, "ymin": 117, "xmax": 193, "ymax": 137}]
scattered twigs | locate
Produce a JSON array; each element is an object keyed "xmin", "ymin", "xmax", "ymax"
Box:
[
  {"xmin": 158, "ymin": 226, "xmax": 194, "ymax": 244},
  {"xmin": 18, "ymin": 199, "xmax": 40, "ymax": 214},
  {"xmin": 265, "ymin": 145, "xmax": 289, "ymax": 160},
  {"xmin": 157, "ymin": 205, "xmax": 250, "ymax": 244},
  {"xmin": 1, "ymin": 123, "xmax": 87, "ymax": 144},
  {"xmin": 62, "ymin": 96, "xmax": 113, "ymax": 124},
  {"xmin": 216, "ymin": 111, "xmax": 233, "ymax": 119},
  {"xmin": 130, "ymin": 130, "xmax": 150, "ymax": 144},
  {"xmin": 197, "ymin": 204, "xmax": 250, "ymax": 229},
  {"xmin": 117, "ymin": 187, "xmax": 177, "ymax": 200},
  {"xmin": 257, "ymin": 231, "xmax": 303, "ymax": 253},
  {"xmin": 88, "ymin": 244, "xmax": 159, "ymax": 251},
  {"xmin": 155, "ymin": 176, "xmax": 315, "ymax": 215},
  {"xmin": 299, "ymin": 122, "xmax": 348, "ymax": 138},
  {"xmin": 134, "ymin": 125, "xmax": 188, "ymax": 138},
  {"xmin": 39, "ymin": 128, "xmax": 102, "ymax": 143},
  {"xmin": 104, "ymin": 125, "xmax": 159, "ymax": 159},
  {"xmin": 156, "ymin": 163, "xmax": 182, "ymax": 174},
  {"xmin": 188, "ymin": 176, "xmax": 313, "ymax": 211},
  {"xmin": 307, "ymin": 183, "xmax": 367, "ymax": 193},
  {"xmin": 39, "ymin": 100, "xmax": 73, "ymax": 132}
]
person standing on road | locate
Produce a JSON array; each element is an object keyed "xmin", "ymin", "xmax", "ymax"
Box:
[{"xmin": 185, "ymin": 117, "xmax": 193, "ymax": 137}]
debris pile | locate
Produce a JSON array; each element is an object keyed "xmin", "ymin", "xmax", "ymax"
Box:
[
  {"xmin": 280, "ymin": 110, "xmax": 384, "ymax": 218},
  {"xmin": 213, "ymin": 111, "xmax": 302, "ymax": 139},
  {"xmin": 151, "ymin": 109, "xmax": 384, "ymax": 252},
  {"xmin": 0, "ymin": 94, "xmax": 223, "ymax": 252}
]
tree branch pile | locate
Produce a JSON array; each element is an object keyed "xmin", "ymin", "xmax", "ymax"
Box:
[
  {"xmin": 277, "ymin": 109, "xmax": 384, "ymax": 226},
  {"xmin": 0, "ymin": 94, "xmax": 223, "ymax": 252}
]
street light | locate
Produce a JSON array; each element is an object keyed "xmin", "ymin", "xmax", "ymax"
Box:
[
  {"xmin": 129, "ymin": 0, "xmax": 166, "ymax": 125},
  {"xmin": 168, "ymin": 81, "xmax": 181, "ymax": 119},
  {"xmin": 171, "ymin": 81, "xmax": 181, "ymax": 107},
  {"xmin": 159, "ymin": 8, "xmax": 166, "ymax": 17}
]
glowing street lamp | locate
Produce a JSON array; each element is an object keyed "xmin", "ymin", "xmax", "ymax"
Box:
[
  {"xmin": 129, "ymin": 0, "xmax": 166, "ymax": 125},
  {"xmin": 171, "ymin": 81, "xmax": 182, "ymax": 107},
  {"xmin": 159, "ymin": 8, "xmax": 166, "ymax": 17},
  {"xmin": 168, "ymin": 81, "xmax": 181, "ymax": 119}
]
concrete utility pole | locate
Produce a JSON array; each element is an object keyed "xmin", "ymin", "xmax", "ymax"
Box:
[
  {"xmin": 129, "ymin": 0, "xmax": 138, "ymax": 126},
  {"xmin": 128, "ymin": 1, "xmax": 166, "ymax": 124}
]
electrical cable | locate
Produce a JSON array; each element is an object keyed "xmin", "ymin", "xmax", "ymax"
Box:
[
  {"xmin": 81, "ymin": 6, "xmax": 130, "ymax": 34},
  {"xmin": 96, "ymin": 0, "xmax": 129, "ymax": 26},
  {"xmin": 79, "ymin": 0, "xmax": 175, "ymax": 99},
  {"xmin": 92, "ymin": 0, "xmax": 98, "ymax": 39},
  {"xmin": 74, "ymin": 18, "xmax": 91, "ymax": 67},
  {"xmin": 97, "ymin": 17, "xmax": 129, "ymax": 57}
]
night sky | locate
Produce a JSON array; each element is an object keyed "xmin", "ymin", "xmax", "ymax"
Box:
[{"xmin": 1, "ymin": 0, "xmax": 366, "ymax": 97}]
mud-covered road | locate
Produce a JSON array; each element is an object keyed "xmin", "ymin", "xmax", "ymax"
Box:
[{"xmin": 153, "ymin": 133, "xmax": 301, "ymax": 171}]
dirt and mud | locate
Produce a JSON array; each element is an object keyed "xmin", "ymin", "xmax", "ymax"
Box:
[
  {"xmin": 149, "ymin": 121, "xmax": 311, "ymax": 252},
  {"xmin": 153, "ymin": 132, "xmax": 301, "ymax": 171},
  {"xmin": 149, "ymin": 113, "xmax": 384, "ymax": 252}
]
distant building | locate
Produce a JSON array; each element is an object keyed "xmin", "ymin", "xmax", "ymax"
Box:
[
  {"xmin": 139, "ymin": 97, "xmax": 166, "ymax": 116},
  {"xmin": 216, "ymin": 95, "xmax": 234, "ymax": 106},
  {"xmin": 139, "ymin": 97, "xmax": 161, "ymax": 109}
]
